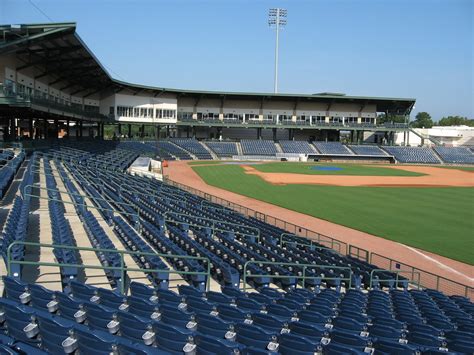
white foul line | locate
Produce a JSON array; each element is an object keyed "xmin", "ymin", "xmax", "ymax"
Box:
[{"xmin": 402, "ymin": 245, "xmax": 474, "ymax": 284}]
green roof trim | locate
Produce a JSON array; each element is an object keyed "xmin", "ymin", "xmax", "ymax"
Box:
[
  {"xmin": 1, "ymin": 22, "xmax": 416, "ymax": 114},
  {"xmin": 111, "ymin": 78, "xmax": 415, "ymax": 103}
]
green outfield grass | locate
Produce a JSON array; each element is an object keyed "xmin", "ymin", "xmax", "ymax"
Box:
[
  {"xmin": 253, "ymin": 162, "xmax": 425, "ymax": 176},
  {"xmin": 192, "ymin": 164, "xmax": 474, "ymax": 264}
]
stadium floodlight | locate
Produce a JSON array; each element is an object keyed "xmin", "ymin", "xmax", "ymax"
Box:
[{"xmin": 268, "ymin": 8, "xmax": 287, "ymax": 93}]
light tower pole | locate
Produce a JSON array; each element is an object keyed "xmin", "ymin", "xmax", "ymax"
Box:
[{"xmin": 268, "ymin": 8, "xmax": 287, "ymax": 93}]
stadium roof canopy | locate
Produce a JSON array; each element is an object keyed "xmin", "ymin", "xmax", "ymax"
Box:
[{"xmin": 0, "ymin": 23, "xmax": 415, "ymax": 115}]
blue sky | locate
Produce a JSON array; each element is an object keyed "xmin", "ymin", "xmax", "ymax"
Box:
[{"xmin": 1, "ymin": 0, "xmax": 472, "ymax": 120}]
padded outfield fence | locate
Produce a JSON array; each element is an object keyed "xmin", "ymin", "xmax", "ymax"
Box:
[{"xmin": 165, "ymin": 178, "xmax": 473, "ymax": 299}]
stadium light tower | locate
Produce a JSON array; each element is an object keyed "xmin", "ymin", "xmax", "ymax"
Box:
[{"xmin": 268, "ymin": 8, "xmax": 287, "ymax": 93}]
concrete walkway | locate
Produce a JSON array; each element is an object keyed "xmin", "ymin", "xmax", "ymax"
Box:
[
  {"xmin": 51, "ymin": 161, "xmax": 111, "ymax": 289},
  {"xmin": 22, "ymin": 159, "xmax": 62, "ymax": 290}
]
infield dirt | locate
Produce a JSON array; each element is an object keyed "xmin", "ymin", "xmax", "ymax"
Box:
[{"xmin": 241, "ymin": 165, "xmax": 474, "ymax": 187}]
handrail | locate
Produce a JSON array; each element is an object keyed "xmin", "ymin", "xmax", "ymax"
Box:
[
  {"xmin": 22, "ymin": 184, "xmax": 141, "ymax": 229},
  {"xmin": 166, "ymin": 178, "xmax": 348, "ymax": 255},
  {"xmin": 125, "ymin": 184, "xmax": 190, "ymax": 204},
  {"xmin": 242, "ymin": 260, "xmax": 352, "ymax": 292},
  {"xmin": 23, "ymin": 184, "xmax": 138, "ymax": 218},
  {"xmin": 279, "ymin": 232, "xmax": 341, "ymax": 253},
  {"xmin": 0, "ymin": 158, "xmax": 20, "ymax": 171},
  {"xmin": 39, "ymin": 151, "xmax": 122, "ymax": 171},
  {"xmin": 200, "ymin": 200, "xmax": 229, "ymax": 211},
  {"xmin": 369, "ymin": 268, "xmax": 421, "ymax": 290},
  {"xmin": 279, "ymin": 239, "xmax": 335, "ymax": 253},
  {"xmin": 28, "ymin": 166, "xmax": 64, "ymax": 179},
  {"xmin": 163, "ymin": 211, "xmax": 261, "ymax": 242},
  {"xmin": 164, "ymin": 217, "xmax": 260, "ymax": 244},
  {"xmin": 7, "ymin": 241, "xmax": 211, "ymax": 294}
]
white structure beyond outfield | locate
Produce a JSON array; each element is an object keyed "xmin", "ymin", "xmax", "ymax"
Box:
[{"xmin": 394, "ymin": 126, "xmax": 474, "ymax": 147}]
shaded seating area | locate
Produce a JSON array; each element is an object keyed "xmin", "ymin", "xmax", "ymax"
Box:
[
  {"xmin": 204, "ymin": 141, "xmax": 238, "ymax": 158},
  {"xmin": 170, "ymin": 139, "xmax": 213, "ymax": 160},
  {"xmin": 241, "ymin": 140, "xmax": 278, "ymax": 156},
  {"xmin": 348, "ymin": 145, "xmax": 387, "ymax": 156},
  {"xmin": 313, "ymin": 142, "xmax": 354, "ymax": 155},
  {"xmin": 279, "ymin": 141, "xmax": 315, "ymax": 154},
  {"xmin": 383, "ymin": 146, "xmax": 441, "ymax": 164}
]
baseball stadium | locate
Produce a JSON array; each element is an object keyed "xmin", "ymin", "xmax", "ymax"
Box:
[{"xmin": 0, "ymin": 19, "xmax": 472, "ymax": 355}]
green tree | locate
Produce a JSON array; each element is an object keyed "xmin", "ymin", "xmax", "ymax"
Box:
[
  {"xmin": 377, "ymin": 113, "xmax": 407, "ymax": 124},
  {"xmin": 437, "ymin": 116, "xmax": 474, "ymax": 127},
  {"xmin": 411, "ymin": 112, "xmax": 433, "ymax": 128}
]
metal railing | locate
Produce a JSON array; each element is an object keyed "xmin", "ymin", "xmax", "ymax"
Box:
[
  {"xmin": 0, "ymin": 84, "xmax": 107, "ymax": 121},
  {"xmin": 165, "ymin": 177, "xmax": 473, "ymax": 298},
  {"xmin": 279, "ymin": 233, "xmax": 342, "ymax": 254},
  {"xmin": 163, "ymin": 211, "xmax": 261, "ymax": 242},
  {"xmin": 23, "ymin": 184, "xmax": 140, "ymax": 220},
  {"xmin": 370, "ymin": 253, "xmax": 473, "ymax": 298},
  {"xmin": 348, "ymin": 245, "xmax": 370, "ymax": 263},
  {"xmin": 242, "ymin": 260, "xmax": 352, "ymax": 292},
  {"xmin": 6, "ymin": 241, "xmax": 211, "ymax": 294},
  {"xmin": 165, "ymin": 178, "xmax": 347, "ymax": 253},
  {"xmin": 369, "ymin": 268, "xmax": 421, "ymax": 290}
]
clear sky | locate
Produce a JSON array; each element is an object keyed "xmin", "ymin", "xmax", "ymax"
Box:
[{"xmin": 1, "ymin": 0, "xmax": 473, "ymax": 120}]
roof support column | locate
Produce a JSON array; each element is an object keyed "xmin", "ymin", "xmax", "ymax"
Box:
[
  {"xmin": 66, "ymin": 120, "xmax": 70, "ymax": 138},
  {"xmin": 155, "ymin": 125, "xmax": 161, "ymax": 140},
  {"xmin": 43, "ymin": 119, "xmax": 48, "ymax": 139},
  {"xmin": 29, "ymin": 119, "xmax": 33, "ymax": 139},
  {"xmin": 55, "ymin": 119, "xmax": 60, "ymax": 139},
  {"xmin": 128, "ymin": 124, "xmax": 132, "ymax": 138},
  {"xmin": 9, "ymin": 118, "xmax": 16, "ymax": 141},
  {"xmin": 79, "ymin": 120, "xmax": 83, "ymax": 138}
]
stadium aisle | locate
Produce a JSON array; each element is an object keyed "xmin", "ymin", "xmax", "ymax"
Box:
[
  {"xmin": 22, "ymin": 159, "xmax": 62, "ymax": 290},
  {"xmin": 51, "ymin": 161, "xmax": 111, "ymax": 289},
  {"xmin": 63, "ymin": 166, "xmax": 152, "ymax": 286}
]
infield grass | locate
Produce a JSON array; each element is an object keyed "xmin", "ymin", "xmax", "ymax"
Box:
[{"xmin": 192, "ymin": 164, "xmax": 474, "ymax": 264}]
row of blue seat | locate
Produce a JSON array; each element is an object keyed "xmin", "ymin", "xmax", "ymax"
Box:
[
  {"xmin": 0, "ymin": 150, "xmax": 25, "ymax": 199},
  {"xmin": 2, "ymin": 142, "xmax": 471, "ymax": 354},
  {"xmin": 3, "ymin": 276, "xmax": 473, "ymax": 354},
  {"xmin": 171, "ymin": 139, "xmax": 213, "ymax": 160},
  {"xmin": 204, "ymin": 141, "xmax": 238, "ymax": 157}
]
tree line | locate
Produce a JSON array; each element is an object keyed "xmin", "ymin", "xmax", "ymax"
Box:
[{"xmin": 377, "ymin": 113, "xmax": 473, "ymax": 128}]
